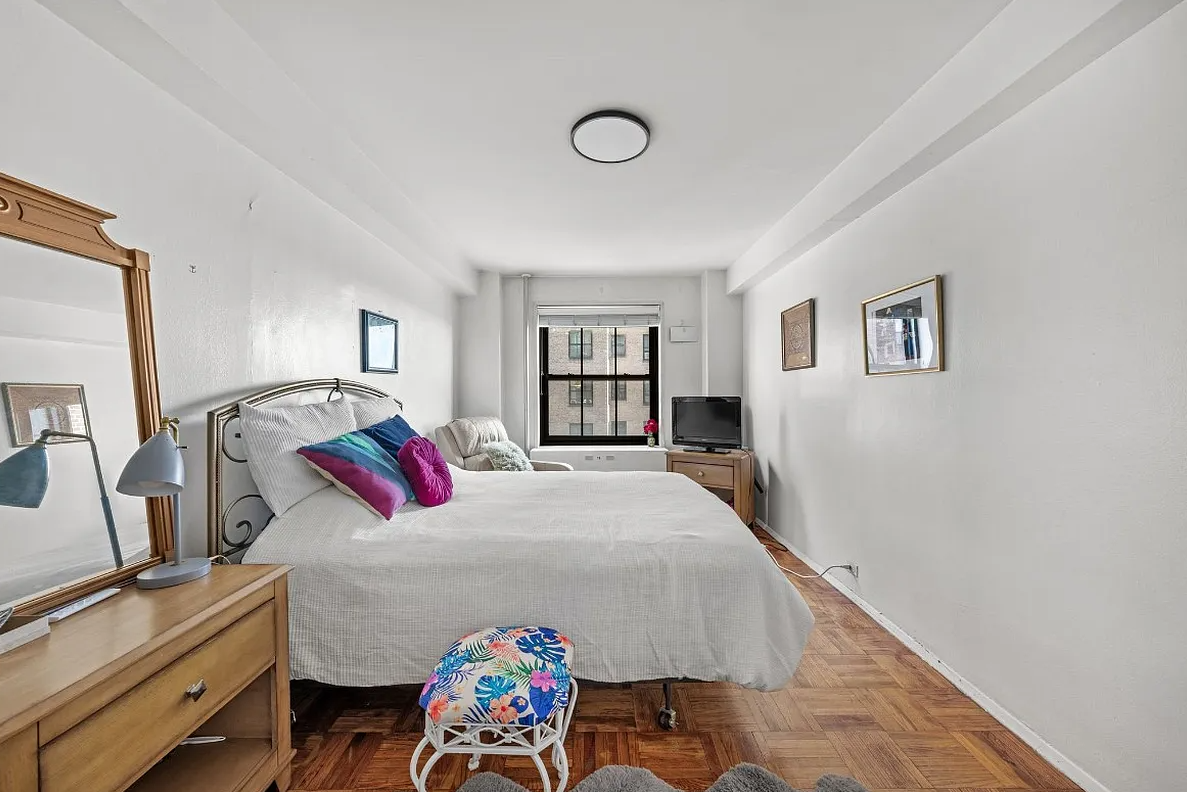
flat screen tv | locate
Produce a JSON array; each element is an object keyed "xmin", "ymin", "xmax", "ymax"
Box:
[{"xmin": 671, "ymin": 396, "xmax": 742, "ymax": 451}]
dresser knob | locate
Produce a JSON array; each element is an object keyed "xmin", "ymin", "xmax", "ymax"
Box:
[
  {"xmin": 184, "ymin": 679, "xmax": 208, "ymax": 702},
  {"xmin": 697, "ymin": 471, "xmax": 704, "ymax": 477}
]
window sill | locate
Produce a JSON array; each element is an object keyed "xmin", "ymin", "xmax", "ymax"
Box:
[{"xmin": 532, "ymin": 446, "xmax": 669, "ymax": 453}]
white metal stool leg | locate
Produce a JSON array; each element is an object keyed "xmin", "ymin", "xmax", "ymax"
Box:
[
  {"xmin": 410, "ymin": 735, "xmax": 443, "ymax": 792},
  {"xmin": 530, "ymin": 751, "xmax": 553, "ymax": 792},
  {"xmin": 410, "ymin": 679, "xmax": 580, "ymax": 792},
  {"xmin": 551, "ymin": 679, "xmax": 577, "ymax": 792}
]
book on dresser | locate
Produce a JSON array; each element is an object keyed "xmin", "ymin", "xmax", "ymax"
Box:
[{"xmin": 0, "ymin": 564, "xmax": 293, "ymax": 792}]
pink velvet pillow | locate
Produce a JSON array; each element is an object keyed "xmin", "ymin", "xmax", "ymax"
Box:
[{"xmin": 397, "ymin": 436, "xmax": 454, "ymax": 506}]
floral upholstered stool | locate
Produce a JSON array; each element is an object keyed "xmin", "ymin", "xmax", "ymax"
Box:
[{"xmin": 411, "ymin": 626, "xmax": 579, "ymax": 792}]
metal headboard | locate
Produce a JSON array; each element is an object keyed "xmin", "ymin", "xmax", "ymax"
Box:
[{"xmin": 206, "ymin": 378, "xmax": 400, "ymax": 559}]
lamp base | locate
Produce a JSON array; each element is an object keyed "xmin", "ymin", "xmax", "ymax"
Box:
[{"xmin": 136, "ymin": 557, "xmax": 212, "ymax": 589}]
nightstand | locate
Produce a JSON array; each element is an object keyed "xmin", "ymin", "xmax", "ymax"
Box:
[{"xmin": 666, "ymin": 448, "xmax": 755, "ymax": 525}]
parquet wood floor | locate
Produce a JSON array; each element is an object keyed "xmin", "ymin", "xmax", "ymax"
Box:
[{"xmin": 288, "ymin": 529, "xmax": 1082, "ymax": 792}]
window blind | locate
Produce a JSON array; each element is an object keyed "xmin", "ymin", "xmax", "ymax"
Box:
[{"xmin": 537, "ymin": 304, "xmax": 660, "ymax": 327}]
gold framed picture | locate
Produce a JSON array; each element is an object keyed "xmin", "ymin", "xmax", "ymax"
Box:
[
  {"xmin": 2, "ymin": 383, "xmax": 91, "ymax": 446},
  {"xmin": 781, "ymin": 298, "xmax": 815, "ymax": 371},
  {"xmin": 861, "ymin": 275, "xmax": 944, "ymax": 376}
]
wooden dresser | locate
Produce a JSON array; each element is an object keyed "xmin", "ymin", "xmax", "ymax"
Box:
[
  {"xmin": 667, "ymin": 448, "xmax": 756, "ymax": 526},
  {"xmin": 0, "ymin": 565, "xmax": 292, "ymax": 792}
]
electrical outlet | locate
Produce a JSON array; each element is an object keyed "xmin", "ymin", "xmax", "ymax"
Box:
[{"xmin": 847, "ymin": 564, "xmax": 860, "ymax": 579}]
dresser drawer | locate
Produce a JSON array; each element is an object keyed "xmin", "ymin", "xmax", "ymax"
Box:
[
  {"xmin": 40, "ymin": 601, "xmax": 276, "ymax": 792},
  {"xmin": 671, "ymin": 460, "xmax": 734, "ymax": 488}
]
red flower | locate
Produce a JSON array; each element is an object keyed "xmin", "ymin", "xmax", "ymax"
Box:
[{"xmin": 643, "ymin": 419, "xmax": 659, "ymax": 435}]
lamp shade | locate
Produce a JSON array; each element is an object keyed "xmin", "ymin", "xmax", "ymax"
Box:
[
  {"xmin": 0, "ymin": 442, "xmax": 49, "ymax": 508},
  {"xmin": 117, "ymin": 429, "xmax": 184, "ymax": 497}
]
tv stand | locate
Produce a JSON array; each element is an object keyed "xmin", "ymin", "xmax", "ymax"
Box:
[{"xmin": 666, "ymin": 448, "xmax": 755, "ymax": 525}]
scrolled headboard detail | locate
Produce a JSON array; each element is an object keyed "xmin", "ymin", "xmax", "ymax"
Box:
[{"xmin": 206, "ymin": 378, "xmax": 400, "ymax": 559}]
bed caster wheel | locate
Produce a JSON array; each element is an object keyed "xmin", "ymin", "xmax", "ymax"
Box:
[
  {"xmin": 468, "ymin": 754, "xmax": 481, "ymax": 771},
  {"xmin": 657, "ymin": 708, "xmax": 677, "ymax": 731}
]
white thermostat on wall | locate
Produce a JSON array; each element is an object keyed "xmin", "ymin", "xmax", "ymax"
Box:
[{"xmin": 669, "ymin": 325, "xmax": 699, "ymax": 343}]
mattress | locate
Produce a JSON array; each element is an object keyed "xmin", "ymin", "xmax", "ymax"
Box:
[{"xmin": 244, "ymin": 466, "xmax": 814, "ymax": 690}]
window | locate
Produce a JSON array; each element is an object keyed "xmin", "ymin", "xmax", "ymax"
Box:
[
  {"xmin": 569, "ymin": 381, "xmax": 593, "ymax": 405},
  {"xmin": 568, "ymin": 329, "xmax": 592, "ymax": 359},
  {"xmin": 541, "ymin": 325, "xmax": 660, "ymax": 446}
]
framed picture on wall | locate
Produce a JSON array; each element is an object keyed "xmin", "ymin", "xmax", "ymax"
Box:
[
  {"xmin": 2, "ymin": 383, "xmax": 91, "ymax": 446},
  {"xmin": 360, "ymin": 309, "xmax": 399, "ymax": 373},
  {"xmin": 861, "ymin": 275, "xmax": 944, "ymax": 376},
  {"xmin": 781, "ymin": 298, "xmax": 815, "ymax": 370}
]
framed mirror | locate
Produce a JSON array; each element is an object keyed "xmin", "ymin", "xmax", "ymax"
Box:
[{"xmin": 0, "ymin": 172, "xmax": 170, "ymax": 616}]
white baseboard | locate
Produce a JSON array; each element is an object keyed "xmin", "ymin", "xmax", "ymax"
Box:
[{"xmin": 756, "ymin": 519, "xmax": 1111, "ymax": 792}]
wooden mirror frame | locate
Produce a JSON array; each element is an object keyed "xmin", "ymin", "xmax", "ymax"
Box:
[{"xmin": 0, "ymin": 171, "xmax": 171, "ymax": 616}]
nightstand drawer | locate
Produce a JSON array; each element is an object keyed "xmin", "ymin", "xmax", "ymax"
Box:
[
  {"xmin": 40, "ymin": 601, "xmax": 276, "ymax": 792},
  {"xmin": 671, "ymin": 461, "xmax": 734, "ymax": 488}
]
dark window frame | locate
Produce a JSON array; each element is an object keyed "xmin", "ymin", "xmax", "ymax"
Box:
[{"xmin": 541, "ymin": 325, "xmax": 659, "ymax": 446}]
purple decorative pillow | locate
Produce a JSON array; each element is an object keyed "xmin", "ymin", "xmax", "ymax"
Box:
[{"xmin": 397, "ymin": 436, "xmax": 453, "ymax": 506}]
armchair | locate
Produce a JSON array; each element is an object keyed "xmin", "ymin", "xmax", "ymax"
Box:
[{"xmin": 434, "ymin": 417, "xmax": 572, "ymax": 471}]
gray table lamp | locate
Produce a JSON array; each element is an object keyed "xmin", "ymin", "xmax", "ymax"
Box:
[
  {"xmin": 117, "ymin": 418, "xmax": 210, "ymax": 589},
  {"xmin": 0, "ymin": 429, "xmax": 124, "ymax": 568}
]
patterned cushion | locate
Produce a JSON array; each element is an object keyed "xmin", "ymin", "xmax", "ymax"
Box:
[
  {"xmin": 297, "ymin": 430, "xmax": 413, "ymax": 519},
  {"xmin": 419, "ymin": 627, "xmax": 574, "ymax": 725}
]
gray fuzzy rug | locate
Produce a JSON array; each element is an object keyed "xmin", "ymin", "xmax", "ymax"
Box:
[{"xmin": 456, "ymin": 763, "xmax": 868, "ymax": 792}]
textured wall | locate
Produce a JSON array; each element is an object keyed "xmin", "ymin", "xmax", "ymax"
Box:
[
  {"xmin": 0, "ymin": 0, "xmax": 456, "ymax": 556},
  {"xmin": 742, "ymin": 6, "xmax": 1187, "ymax": 789}
]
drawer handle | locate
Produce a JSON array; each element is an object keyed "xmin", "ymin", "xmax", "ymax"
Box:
[
  {"xmin": 184, "ymin": 679, "xmax": 208, "ymax": 702},
  {"xmin": 697, "ymin": 471, "xmax": 704, "ymax": 477}
]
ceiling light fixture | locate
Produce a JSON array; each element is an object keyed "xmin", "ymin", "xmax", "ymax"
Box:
[{"xmin": 570, "ymin": 110, "xmax": 650, "ymax": 164}]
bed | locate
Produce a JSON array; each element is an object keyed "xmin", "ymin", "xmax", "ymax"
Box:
[{"xmin": 207, "ymin": 380, "xmax": 814, "ymax": 720}]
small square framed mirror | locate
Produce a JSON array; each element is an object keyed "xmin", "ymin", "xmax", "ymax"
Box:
[{"xmin": 361, "ymin": 309, "xmax": 398, "ymax": 373}]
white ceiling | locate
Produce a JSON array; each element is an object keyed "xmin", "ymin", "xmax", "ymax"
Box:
[{"xmin": 210, "ymin": 0, "xmax": 1008, "ymax": 277}]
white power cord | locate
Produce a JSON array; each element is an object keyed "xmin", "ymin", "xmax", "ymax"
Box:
[{"xmin": 765, "ymin": 548, "xmax": 855, "ymax": 580}]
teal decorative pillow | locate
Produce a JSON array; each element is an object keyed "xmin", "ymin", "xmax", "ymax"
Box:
[
  {"xmin": 481, "ymin": 440, "xmax": 533, "ymax": 471},
  {"xmin": 297, "ymin": 430, "xmax": 414, "ymax": 518}
]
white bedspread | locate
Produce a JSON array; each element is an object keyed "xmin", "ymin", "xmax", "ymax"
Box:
[{"xmin": 244, "ymin": 467, "xmax": 813, "ymax": 691}]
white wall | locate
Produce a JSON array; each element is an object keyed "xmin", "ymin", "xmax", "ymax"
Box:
[
  {"xmin": 456, "ymin": 270, "xmax": 503, "ymax": 419},
  {"xmin": 700, "ymin": 269, "xmax": 743, "ymax": 398},
  {"xmin": 742, "ymin": 5, "xmax": 1187, "ymax": 790},
  {"xmin": 0, "ymin": 0, "xmax": 456, "ymax": 557}
]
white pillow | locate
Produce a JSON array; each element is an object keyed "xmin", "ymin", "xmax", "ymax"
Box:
[
  {"xmin": 352, "ymin": 396, "xmax": 402, "ymax": 429},
  {"xmin": 238, "ymin": 399, "xmax": 358, "ymax": 516}
]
